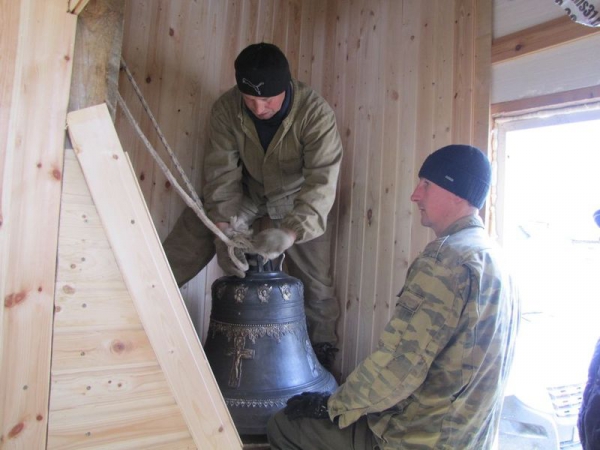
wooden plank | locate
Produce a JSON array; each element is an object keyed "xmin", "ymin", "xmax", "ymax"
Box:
[
  {"xmin": 50, "ymin": 365, "xmax": 173, "ymax": 411},
  {"xmin": 67, "ymin": 103, "xmax": 241, "ymax": 449},
  {"xmin": 491, "ymin": 84, "xmax": 600, "ymax": 116},
  {"xmin": 337, "ymin": 0, "xmax": 366, "ymax": 377},
  {"xmin": 49, "ymin": 147, "xmax": 194, "ymax": 448},
  {"xmin": 452, "ymin": 0, "xmax": 476, "ymax": 144},
  {"xmin": 329, "ymin": 0, "xmax": 350, "ymax": 376},
  {"xmin": 52, "ymin": 328, "xmax": 156, "ymax": 373},
  {"xmin": 472, "ymin": 0, "xmax": 492, "ymax": 153},
  {"xmin": 68, "ymin": 0, "xmax": 92, "ymax": 15},
  {"xmin": 357, "ymin": 1, "xmax": 385, "ymax": 360},
  {"xmin": 0, "ymin": 1, "xmax": 76, "ymax": 448},
  {"xmin": 412, "ymin": 1, "xmax": 439, "ymax": 261},
  {"xmin": 48, "ymin": 402, "xmax": 192, "ymax": 450},
  {"xmin": 375, "ymin": 0, "xmax": 412, "ymax": 344},
  {"xmin": 492, "ymin": 15, "xmax": 600, "ymax": 64}
]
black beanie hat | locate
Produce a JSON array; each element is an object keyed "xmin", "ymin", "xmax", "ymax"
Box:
[
  {"xmin": 234, "ymin": 43, "xmax": 291, "ymax": 97},
  {"xmin": 418, "ymin": 144, "xmax": 491, "ymax": 209}
]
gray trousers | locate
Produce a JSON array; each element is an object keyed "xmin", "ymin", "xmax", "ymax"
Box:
[
  {"xmin": 162, "ymin": 207, "xmax": 340, "ymax": 345},
  {"xmin": 267, "ymin": 410, "xmax": 380, "ymax": 450}
]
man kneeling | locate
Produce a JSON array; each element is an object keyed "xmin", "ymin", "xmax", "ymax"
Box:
[{"xmin": 267, "ymin": 145, "xmax": 521, "ymax": 450}]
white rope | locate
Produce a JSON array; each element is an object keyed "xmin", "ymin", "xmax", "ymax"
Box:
[{"xmin": 117, "ymin": 59, "xmax": 254, "ymax": 272}]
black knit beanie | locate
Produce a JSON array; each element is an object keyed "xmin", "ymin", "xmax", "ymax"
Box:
[
  {"xmin": 234, "ymin": 43, "xmax": 291, "ymax": 97},
  {"xmin": 418, "ymin": 145, "xmax": 491, "ymax": 209}
]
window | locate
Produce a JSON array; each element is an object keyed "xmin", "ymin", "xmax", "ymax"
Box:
[{"xmin": 494, "ymin": 104, "xmax": 600, "ymax": 449}]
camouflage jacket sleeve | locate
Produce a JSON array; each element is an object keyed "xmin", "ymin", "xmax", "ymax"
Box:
[{"xmin": 328, "ymin": 255, "xmax": 469, "ymax": 428}]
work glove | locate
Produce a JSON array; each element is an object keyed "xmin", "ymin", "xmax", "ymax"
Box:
[
  {"xmin": 284, "ymin": 391, "xmax": 331, "ymax": 420},
  {"xmin": 215, "ymin": 215, "xmax": 252, "ymax": 278},
  {"xmin": 252, "ymin": 228, "xmax": 296, "ymax": 261}
]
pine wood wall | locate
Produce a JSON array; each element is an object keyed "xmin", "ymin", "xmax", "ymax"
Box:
[{"xmin": 116, "ymin": 0, "xmax": 491, "ymax": 379}]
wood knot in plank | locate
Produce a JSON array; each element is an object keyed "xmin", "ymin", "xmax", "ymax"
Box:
[
  {"xmin": 4, "ymin": 291, "xmax": 27, "ymax": 308},
  {"xmin": 110, "ymin": 340, "xmax": 128, "ymax": 354},
  {"xmin": 8, "ymin": 423, "xmax": 24, "ymax": 439}
]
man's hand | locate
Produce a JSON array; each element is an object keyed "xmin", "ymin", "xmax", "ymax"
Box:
[
  {"xmin": 253, "ymin": 228, "xmax": 296, "ymax": 260},
  {"xmin": 215, "ymin": 238, "xmax": 247, "ymax": 277},
  {"xmin": 214, "ymin": 216, "xmax": 252, "ymax": 277},
  {"xmin": 284, "ymin": 391, "xmax": 331, "ymax": 420}
]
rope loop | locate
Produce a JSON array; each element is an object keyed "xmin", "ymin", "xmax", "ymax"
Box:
[{"xmin": 117, "ymin": 57, "xmax": 256, "ymax": 273}]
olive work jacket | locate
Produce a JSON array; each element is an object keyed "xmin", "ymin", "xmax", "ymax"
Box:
[
  {"xmin": 328, "ymin": 215, "xmax": 521, "ymax": 449},
  {"xmin": 203, "ymin": 79, "xmax": 343, "ymax": 243}
]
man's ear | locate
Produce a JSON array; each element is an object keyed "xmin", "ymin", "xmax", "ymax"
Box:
[{"xmin": 451, "ymin": 192, "xmax": 465, "ymax": 205}]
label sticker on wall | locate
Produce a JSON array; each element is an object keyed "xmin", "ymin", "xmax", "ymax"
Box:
[{"xmin": 555, "ymin": 0, "xmax": 600, "ymax": 27}]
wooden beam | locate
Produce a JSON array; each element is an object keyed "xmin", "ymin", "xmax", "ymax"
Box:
[
  {"xmin": 68, "ymin": 0, "xmax": 92, "ymax": 15},
  {"xmin": 0, "ymin": 1, "xmax": 77, "ymax": 448},
  {"xmin": 492, "ymin": 15, "xmax": 600, "ymax": 64},
  {"xmin": 69, "ymin": 0, "xmax": 124, "ymax": 120},
  {"xmin": 491, "ymin": 84, "xmax": 600, "ymax": 116},
  {"xmin": 66, "ymin": 104, "xmax": 242, "ymax": 450}
]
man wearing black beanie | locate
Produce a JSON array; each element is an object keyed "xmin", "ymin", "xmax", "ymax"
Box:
[
  {"xmin": 162, "ymin": 42, "xmax": 343, "ymax": 370},
  {"xmin": 268, "ymin": 144, "xmax": 520, "ymax": 450}
]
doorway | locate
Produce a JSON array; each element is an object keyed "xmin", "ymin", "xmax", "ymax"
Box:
[{"xmin": 494, "ymin": 104, "xmax": 600, "ymax": 449}]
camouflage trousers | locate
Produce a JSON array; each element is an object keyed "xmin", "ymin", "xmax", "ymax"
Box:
[
  {"xmin": 267, "ymin": 410, "xmax": 380, "ymax": 450},
  {"xmin": 162, "ymin": 207, "xmax": 340, "ymax": 345}
]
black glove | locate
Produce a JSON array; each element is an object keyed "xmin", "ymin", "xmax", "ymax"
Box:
[{"xmin": 284, "ymin": 391, "xmax": 331, "ymax": 420}]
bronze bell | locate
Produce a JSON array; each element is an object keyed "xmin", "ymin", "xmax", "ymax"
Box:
[{"xmin": 203, "ymin": 255, "xmax": 338, "ymax": 435}]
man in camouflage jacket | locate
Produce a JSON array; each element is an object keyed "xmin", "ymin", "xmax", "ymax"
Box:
[
  {"xmin": 268, "ymin": 145, "xmax": 521, "ymax": 449},
  {"xmin": 162, "ymin": 43, "xmax": 343, "ymax": 358}
]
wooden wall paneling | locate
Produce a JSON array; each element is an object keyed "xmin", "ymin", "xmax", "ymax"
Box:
[
  {"xmin": 49, "ymin": 149, "xmax": 196, "ymax": 449},
  {"xmin": 156, "ymin": 1, "xmax": 199, "ymax": 240},
  {"xmin": 0, "ymin": 2, "xmax": 76, "ymax": 448},
  {"xmin": 328, "ymin": 0, "xmax": 351, "ymax": 376},
  {"xmin": 390, "ymin": 0, "xmax": 421, "ymax": 322},
  {"xmin": 307, "ymin": 1, "xmax": 327, "ymax": 91},
  {"xmin": 183, "ymin": 0, "xmax": 227, "ymax": 337},
  {"xmin": 117, "ymin": 1, "xmax": 158, "ymax": 214},
  {"xmin": 67, "ymin": 104, "xmax": 242, "ymax": 449},
  {"xmin": 237, "ymin": 0, "xmax": 256, "ymax": 45},
  {"xmin": 331, "ymin": 0, "xmax": 358, "ymax": 376},
  {"xmin": 219, "ymin": 1, "xmax": 243, "ymax": 93},
  {"xmin": 284, "ymin": 1, "xmax": 303, "ymax": 78},
  {"xmin": 411, "ymin": 2, "xmax": 441, "ymax": 261},
  {"xmin": 297, "ymin": 1, "xmax": 317, "ymax": 83},
  {"xmin": 452, "ymin": 0, "xmax": 476, "ymax": 144},
  {"xmin": 319, "ymin": 2, "xmax": 341, "ymax": 108},
  {"xmin": 372, "ymin": 0, "xmax": 407, "ymax": 346},
  {"xmin": 473, "ymin": 0, "xmax": 492, "ymax": 152},
  {"xmin": 270, "ymin": 0, "xmax": 290, "ymax": 51},
  {"xmin": 258, "ymin": 0, "xmax": 281, "ymax": 45},
  {"xmin": 356, "ymin": 1, "xmax": 385, "ymax": 360},
  {"xmin": 432, "ymin": 1, "xmax": 455, "ymax": 151},
  {"xmin": 140, "ymin": 1, "xmax": 181, "ymax": 240},
  {"xmin": 340, "ymin": 1, "xmax": 375, "ymax": 374}
]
